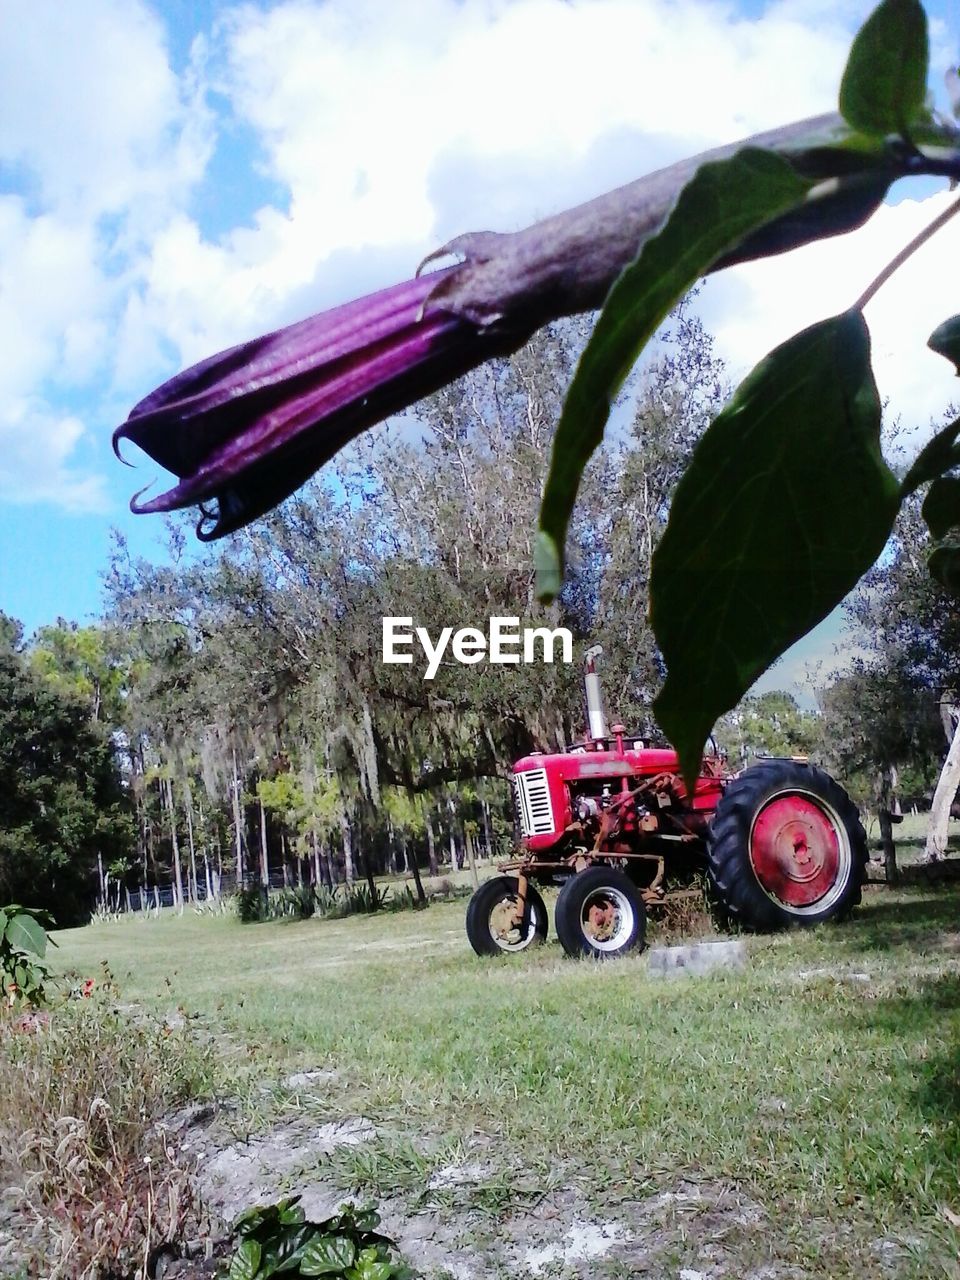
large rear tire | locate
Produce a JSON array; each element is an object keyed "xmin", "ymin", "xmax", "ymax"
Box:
[
  {"xmin": 707, "ymin": 760, "xmax": 867, "ymax": 930},
  {"xmin": 554, "ymin": 867, "xmax": 645, "ymax": 959},
  {"xmin": 466, "ymin": 876, "xmax": 548, "ymax": 956}
]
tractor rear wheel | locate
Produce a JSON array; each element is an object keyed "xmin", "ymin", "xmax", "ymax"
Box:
[
  {"xmin": 466, "ymin": 876, "xmax": 548, "ymax": 956},
  {"xmin": 554, "ymin": 867, "xmax": 645, "ymax": 959},
  {"xmin": 707, "ymin": 760, "xmax": 867, "ymax": 930}
]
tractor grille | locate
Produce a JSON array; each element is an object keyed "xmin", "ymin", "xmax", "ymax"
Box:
[{"xmin": 513, "ymin": 768, "xmax": 555, "ymax": 837}]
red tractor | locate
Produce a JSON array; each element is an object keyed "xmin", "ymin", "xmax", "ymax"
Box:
[{"xmin": 466, "ymin": 648, "xmax": 867, "ymax": 958}]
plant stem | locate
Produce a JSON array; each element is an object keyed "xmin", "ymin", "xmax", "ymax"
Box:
[{"xmin": 853, "ymin": 194, "xmax": 960, "ymax": 312}]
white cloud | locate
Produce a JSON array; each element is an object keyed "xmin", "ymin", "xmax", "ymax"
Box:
[
  {"xmin": 0, "ymin": 0, "xmax": 209, "ymax": 221},
  {"xmin": 130, "ymin": 0, "xmax": 855, "ymax": 364},
  {"xmin": 0, "ymin": 0, "xmax": 211, "ymax": 510},
  {"xmin": 0, "ymin": 403, "xmax": 108, "ymax": 513}
]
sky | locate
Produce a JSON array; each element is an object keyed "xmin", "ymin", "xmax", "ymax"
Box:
[{"xmin": 0, "ymin": 0, "xmax": 958, "ymax": 696}]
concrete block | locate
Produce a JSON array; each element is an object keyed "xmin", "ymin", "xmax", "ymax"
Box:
[{"xmin": 647, "ymin": 939, "xmax": 747, "ymax": 978}]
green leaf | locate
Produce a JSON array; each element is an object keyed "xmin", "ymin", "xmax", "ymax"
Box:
[
  {"xmin": 350, "ymin": 1260, "xmax": 393, "ymax": 1280},
  {"xmin": 6, "ymin": 912, "xmax": 47, "ymax": 957},
  {"xmin": 351, "ymin": 1209, "xmax": 381, "ymax": 1233},
  {"xmin": 232, "ymin": 1201, "xmax": 284, "ymax": 1237},
  {"xmin": 227, "ymin": 1238, "xmax": 262, "ymax": 1280},
  {"xmin": 929, "ymin": 541, "xmax": 960, "ymax": 594},
  {"xmin": 930, "ymin": 315, "xmax": 960, "ymax": 372},
  {"xmin": 259, "ymin": 1225, "xmax": 313, "ymax": 1275},
  {"xmin": 923, "ymin": 476, "xmax": 960, "ymax": 539},
  {"xmin": 901, "ymin": 417, "xmax": 960, "ymax": 494},
  {"xmin": 299, "ymin": 1233, "xmax": 357, "ymax": 1276},
  {"xmin": 901, "ymin": 317, "xmax": 960, "ymax": 493},
  {"xmin": 536, "ymin": 147, "xmax": 812, "ymax": 599},
  {"xmin": 651, "ymin": 311, "xmax": 899, "ymax": 781},
  {"xmin": 839, "ymin": 0, "xmax": 929, "ymax": 137},
  {"xmin": 276, "ymin": 1197, "xmax": 305, "ymax": 1227}
]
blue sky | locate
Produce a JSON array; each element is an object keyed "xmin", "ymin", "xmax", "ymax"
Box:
[{"xmin": 1, "ymin": 0, "xmax": 958, "ymax": 694}]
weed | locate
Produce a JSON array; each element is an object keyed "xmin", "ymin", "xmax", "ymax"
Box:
[{"xmin": 0, "ymin": 999, "xmax": 217, "ymax": 1277}]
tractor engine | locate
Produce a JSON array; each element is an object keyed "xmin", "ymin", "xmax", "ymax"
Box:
[{"xmin": 511, "ymin": 647, "xmax": 722, "ymax": 860}]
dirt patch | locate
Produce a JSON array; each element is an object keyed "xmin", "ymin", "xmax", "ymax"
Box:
[
  {"xmin": 180, "ymin": 1113, "xmax": 376, "ymax": 1225},
  {"xmin": 157, "ymin": 1107, "xmax": 922, "ymax": 1279}
]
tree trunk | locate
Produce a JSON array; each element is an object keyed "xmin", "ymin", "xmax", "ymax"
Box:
[
  {"xmin": 198, "ymin": 798, "xmax": 214, "ymax": 900},
  {"xmin": 481, "ymin": 798, "xmax": 493, "ymax": 861},
  {"xmin": 311, "ymin": 829, "xmax": 323, "ymax": 886},
  {"xmin": 183, "ymin": 782, "xmax": 198, "ymax": 904},
  {"xmin": 164, "ymin": 776, "xmax": 184, "ymax": 913},
  {"xmin": 358, "ymin": 821, "xmax": 379, "ymax": 907},
  {"xmin": 386, "ymin": 820, "xmax": 398, "ymax": 875},
  {"xmin": 407, "ymin": 838, "xmax": 426, "ymax": 904},
  {"xmin": 925, "ymin": 705, "xmax": 960, "ymax": 862},
  {"xmin": 464, "ymin": 826, "xmax": 480, "ymax": 889},
  {"xmin": 97, "ymin": 851, "xmax": 106, "ymax": 910},
  {"xmin": 878, "ymin": 809, "xmax": 897, "ymax": 884},
  {"xmin": 426, "ymin": 814, "xmax": 439, "ymax": 877},
  {"xmin": 259, "ymin": 794, "xmax": 270, "ymax": 885},
  {"xmin": 231, "ymin": 749, "xmax": 246, "ymax": 884},
  {"xmin": 875, "ymin": 765, "xmax": 898, "ymax": 885},
  {"xmin": 340, "ymin": 813, "xmax": 355, "ymax": 884}
]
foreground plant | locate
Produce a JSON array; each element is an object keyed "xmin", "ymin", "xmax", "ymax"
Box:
[
  {"xmin": 0, "ymin": 1001, "xmax": 216, "ymax": 1278},
  {"xmin": 118, "ymin": 0, "xmax": 960, "ymax": 776},
  {"xmin": 223, "ymin": 1197, "xmax": 411, "ymax": 1280},
  {"xmin": 0, "ymin": 905, "xmax": 55, "ymax": 1008}
]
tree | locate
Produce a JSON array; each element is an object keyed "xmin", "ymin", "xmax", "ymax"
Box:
[
  {"xmin": 717, "ymin": 691, "xmax": 818, "ymax": 764},
  {"xmin": 837, "ymin": 494, "xmax": 960, "ymax": 862},
  {"xmin": 0, "ymin": 622, "xmax": 132, "ymax": 925}
]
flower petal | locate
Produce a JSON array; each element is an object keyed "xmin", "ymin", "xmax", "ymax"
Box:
[{"xmin": 116, "ymin": 270, "xmax": 527, "ymax": 537}]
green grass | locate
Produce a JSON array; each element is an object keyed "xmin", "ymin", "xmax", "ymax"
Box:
[{"xmin": 52, "ymin": 881, "xmax": 960, "ymax": 1278}]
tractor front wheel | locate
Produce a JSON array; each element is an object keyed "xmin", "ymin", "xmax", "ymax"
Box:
[
  {"xmin": 707, "ymin": 760, "xmax": 867, "ymax": 930},
  {"xmin": 466, "ymin": 876, "xmax": 548, "ymax": 956},
  {"xmin": 554, "ymin": 867, "xmax": 645, "ymax": 959}
]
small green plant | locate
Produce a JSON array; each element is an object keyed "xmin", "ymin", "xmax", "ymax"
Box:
[
  {"xmin": 235, "ymin": 884, "xmax": 270, "ymax": 923},
  {"xmin": 223, "ymin": 1197, "xmax": 411, "ymax": 1280},
  {"xmin": 281, "ymin": 885, "xmax": 317, "ymax": 920},
  {"xmin": 0, "ymin": 905, "xmax": 55, "ymax": 1007},
  {"xmin": 332, "ymin": 884, "xmax": 389, "ymax": 917}
]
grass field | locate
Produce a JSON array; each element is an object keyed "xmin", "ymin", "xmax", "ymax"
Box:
[{"xmin": 48, "ymin": 871, "xmax": 960, "ymax": 1279}]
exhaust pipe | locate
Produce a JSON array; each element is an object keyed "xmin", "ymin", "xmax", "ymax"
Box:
[{"xmin": 584, "ymin": 645, "xmax": 609, "ymax": 742}]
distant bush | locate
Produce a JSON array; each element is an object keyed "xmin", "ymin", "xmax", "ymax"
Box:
[
  {"xmin": 235, "ymin": 883, "xmax": 270, "ymax": 922},
  {"xmin": 234, "ymin": 880, "xmax": 418, "ymax": 924}
]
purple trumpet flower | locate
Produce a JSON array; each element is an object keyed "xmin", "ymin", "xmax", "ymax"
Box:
[
  {"xmin": 117, "ymin": 111, "xmax": 911, "ymax": 539},
  {"xmin": 114, "ymin": 269, "xmax": 528, "ymax": 539}
]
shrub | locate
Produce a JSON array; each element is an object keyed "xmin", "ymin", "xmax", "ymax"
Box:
[
  {"xmin": 0, "ymin": 905, "xmax": 55, "ymax": 1007},
  {"xmin": 222, "ymin": 1197, "xmax": 411, "ymax": 1279},
  {"xmin": 0, "ymin": 1000, "xmax": 216, "ymax": 1277},
  {"xmin": 235, "ymin": 884, "xmax": 270, "ymax": 923}
]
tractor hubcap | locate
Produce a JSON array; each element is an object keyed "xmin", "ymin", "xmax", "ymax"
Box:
[
  {"xmin": 580, "ymin": 887, "xmax": 635, "ymax": 950},
  {"xmin": 749, "ymin": 791, "xmax": 851, "ymax": 914}
]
